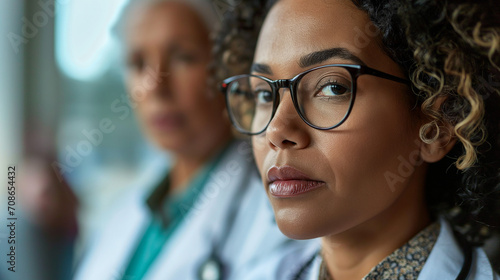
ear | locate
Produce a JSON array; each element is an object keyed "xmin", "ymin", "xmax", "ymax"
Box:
[{"xmin": 419, "ymin": 97, "xmax": 458, "ymax": 163}]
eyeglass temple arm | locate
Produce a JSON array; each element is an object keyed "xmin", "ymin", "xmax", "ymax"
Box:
[
  {"xmin": 220, "ymin": 75, "xmax": 247, "ymax": 94},
  {"xmin": 363, "ymin": 67, "xmax": 411, "ymax": 85}
]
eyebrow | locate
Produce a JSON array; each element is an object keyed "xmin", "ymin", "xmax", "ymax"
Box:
[
  {"xmin": 250, "ymin": 47, "xmax": 367, "ymax": 75},
  {"xmin": 299, "ymin": 47, "xmax": 366, "ymax": 68},
  {"xmin": 251, "ymin": 63, "xmax": 272, "ymax": 75}
]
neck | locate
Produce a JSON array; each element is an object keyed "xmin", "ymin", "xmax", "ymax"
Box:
[
  {"xmin": 321, "ymin": 169, "xmax": 431, "ymax": 280},
  {"xmin": 169, "ymin": 128, "xmax": 232, "ymax": 192}
]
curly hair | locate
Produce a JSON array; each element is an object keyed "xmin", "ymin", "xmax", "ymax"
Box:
[{"xmin": 213, "ymin": 0, "xmax": 500, "ymax": 244}]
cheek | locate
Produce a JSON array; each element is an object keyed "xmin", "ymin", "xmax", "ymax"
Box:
[
  {"xmin": 126, "ymin": 74, "xmax": 150, "ymax": 119},
  {"xmin": 127, "ymin": 74, "xmax": 144, "ymax": 102},
  {"xmin": 319, "ymin": 92, "xmax": 418, "ymax": 199},
  {"xmin": 126, "ymin": 71, "xmax": 162, "ymax": 110},
  {"xmin": 175, "ymin": 66, "xmax": 210, "ymax": 109},
  {"xmin": 175, "ymin": 65, "xmax": 228, "ymax": 136}
]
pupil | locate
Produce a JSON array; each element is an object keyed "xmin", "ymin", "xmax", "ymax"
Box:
[
  {"xmin": 329, "ymin": 84, "xmax": 346, "ymax": 95},
  {"xmin": 260, "ymin": 91, "xmax": 272, "ymax": 102}
]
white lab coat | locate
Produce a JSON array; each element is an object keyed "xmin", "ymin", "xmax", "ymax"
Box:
[
  {"xmin": 73, "ymin": 140, "xmax": 319, "ymax": 280},
  {"xmin": 304, "ymin": 218, "xmax": 500, "ymax": 280}
]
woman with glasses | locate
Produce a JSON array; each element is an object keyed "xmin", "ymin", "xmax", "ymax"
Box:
[{"xmin": 216, "ymin": 0, "xmax": 500, "ymax": 279}]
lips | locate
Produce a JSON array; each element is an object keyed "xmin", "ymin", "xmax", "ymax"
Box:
[
  {"xmin": 267, "ymin": 165, "xmax": 325, "ymax": 197},
  {"xmin": 150, "ymin": 112, "xmax": 184, "ymax": 131}
]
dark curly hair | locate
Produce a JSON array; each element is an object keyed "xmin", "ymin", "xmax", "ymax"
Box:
[{"xmin": 213, "ymin": 0, "xmax": 500, "ymax": 245}]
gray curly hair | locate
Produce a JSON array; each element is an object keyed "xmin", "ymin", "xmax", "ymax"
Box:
[{"xmin": 111, "ymin": 0, "xmax": 221, "ymax": 44}]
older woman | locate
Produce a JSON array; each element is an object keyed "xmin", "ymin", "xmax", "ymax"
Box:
[
  {"xmin": 218, "ymin": 0, "xmax": 500, "ymax": 279},
  {"xmin": 74, "ymin": 1, "xmax": 317, "ymax": 279}
]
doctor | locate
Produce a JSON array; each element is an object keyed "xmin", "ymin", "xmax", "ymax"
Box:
[
  {"xmin": 73, "ymin": 0, "xmax": 318, "ymax": 279},
  {"xmin": 216, "ymin": 0, "xmax": 500, "ymax": 279}
]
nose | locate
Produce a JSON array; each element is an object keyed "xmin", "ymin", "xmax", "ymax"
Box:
[
  {"xmin": 144, "ymin": 60, "xmax": 172, "ymax": 97},
  {"xmin": 265, "ymin": 89, "xmax": 311, "ymax": 150}
]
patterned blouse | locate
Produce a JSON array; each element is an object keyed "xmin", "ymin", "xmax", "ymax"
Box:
[{"xmin": 319, "ymin": 222, "xmax": 441, "ymax": 280}]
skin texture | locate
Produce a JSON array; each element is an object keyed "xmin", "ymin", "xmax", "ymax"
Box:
[
  {"xmin": 251, "ymin": 0, "xmax": 455, "ymax": 278},
  {"xmin": 125, "ymin": 2, "xmax": 232, "ymax": 190}
]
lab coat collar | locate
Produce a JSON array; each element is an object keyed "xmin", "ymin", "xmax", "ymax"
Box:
[{"xmin": 418, "ymin": 217, "xmax": 498, "ymax": 280}]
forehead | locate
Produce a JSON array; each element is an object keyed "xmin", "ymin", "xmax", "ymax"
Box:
[
  {"xmin": 254, "ymin": 0, "xmax": 387, "ymax": 71},
  {"xmin": 126, "ymin": 2, "xmax": 208, "ymax": 46}
]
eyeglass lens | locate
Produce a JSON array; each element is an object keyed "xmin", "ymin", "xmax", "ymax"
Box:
[{"xmin": 225, "ymin": 66, "xmax": 354, "ymax": 134}]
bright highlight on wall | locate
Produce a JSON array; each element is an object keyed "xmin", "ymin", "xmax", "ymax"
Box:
[{"xmin": 55, "ymin": 0, "xmax": 127, "ymax": 81}]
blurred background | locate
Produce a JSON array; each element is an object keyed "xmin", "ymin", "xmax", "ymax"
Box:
[
  {"xmin": 0, "ymin": 1, "xmax": 498, "ymax": 279},
  {"xmin": 1, "ymin": 0, "xmax": 168, "ymax": 279}
]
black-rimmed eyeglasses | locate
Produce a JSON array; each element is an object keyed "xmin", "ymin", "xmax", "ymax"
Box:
[{"xmin": 220, "ymin": 64, "xmax": 410, "ymax": 135}]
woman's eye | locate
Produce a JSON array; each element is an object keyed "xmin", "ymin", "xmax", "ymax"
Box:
[
  {"xmin": 255, "ymin": 90, "xmax": 273, "ymax": 104},
  {"xmin": 127, "ymin": 55, "xmax": 145, "ymax": 72},
  {"xmin": 318, "ymin": 83, "xmax": 350, "ymax": 97},
  {"xmin": 172, "ymin": 52, "xmax": 198, "ymax": 64}
]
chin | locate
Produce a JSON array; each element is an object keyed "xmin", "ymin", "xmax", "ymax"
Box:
[
  {"xmin": 273, "ymin": 206, "xmax": 331, "ymax": 240},
  {"xmin": 151, "ymin": 136, "xmax": 190, "ymax": 153}
]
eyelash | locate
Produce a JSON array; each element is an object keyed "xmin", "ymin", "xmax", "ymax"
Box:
[{"xmin": 317, "ymin": 79, "xmax": 350, "ymax": 92}]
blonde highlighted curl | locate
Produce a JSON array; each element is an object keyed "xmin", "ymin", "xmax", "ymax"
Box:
[{"xmin": 408, "ymin": 2, "xmax": 500, "ymax": 170}]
